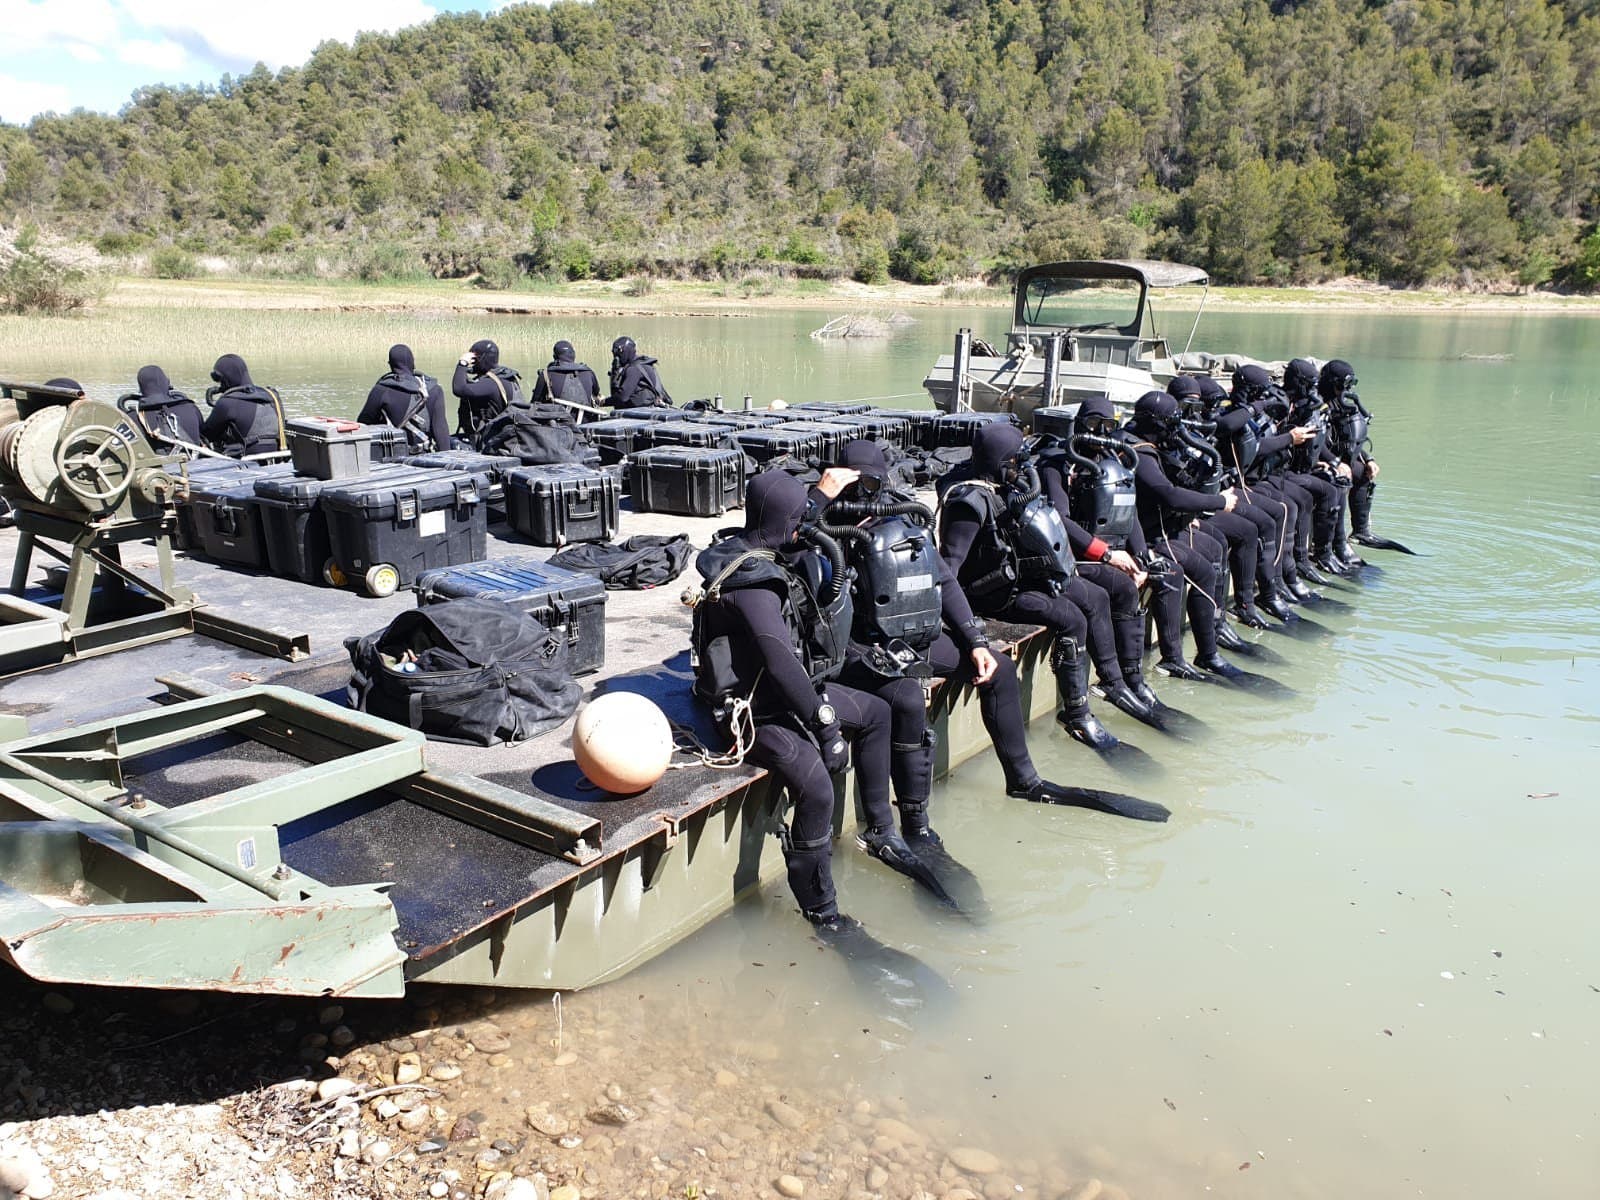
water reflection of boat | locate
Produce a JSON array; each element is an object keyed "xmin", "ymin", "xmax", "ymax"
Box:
[{"xmin": 923, "ymin": 259, "xmax": 1259, "ymax": 428}]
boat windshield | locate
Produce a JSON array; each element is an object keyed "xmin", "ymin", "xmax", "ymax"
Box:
[{"xmin": 1019, "ymin": 275, "xmax": 1142, "ymax": 331}]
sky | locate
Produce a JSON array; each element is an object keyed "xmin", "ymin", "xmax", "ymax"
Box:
[{"xmin": 0, "ymin": 0, "xmax": 507, "ymax": 125}]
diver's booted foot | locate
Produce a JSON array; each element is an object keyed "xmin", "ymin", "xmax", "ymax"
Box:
[
  {"xmin": 857, "ymin": 825, "xmax": 958, "ymax": 907},
  {"xmin": 1093, "ymin": 679, "xmax": 1157, "ymax": 724},
  {"xmin": 897, "ymin": 803, "xmax": 944, "ymax": 850},
  {"xmin": 1285, "ymin": 579, "xmax": 1322, "ymax": 603},
  {"xmin": 1057, "ymin": 708, "xmax": 1119, "ymax": 751},
  {"xmin": 1127, "ymin": 675, "xmax": 1166, "ymax": 712},
  {"xmin": 1337, "ymin": 546, "xmax": 1366, "ymax": 570},
  {"xmin": 1230, "ymin": 604, "xmax": 1272, "ymax": 630},
  {"xmin": 1197, "ymin": 654, "xmax": 1245, "ymax": 680},
  {"xmin": 803, "ymin": 908, "xmax": 860, "ymax": 936},
  {"xmin": 1313, "ymin": 551, "xmax": 1353, "ymax": 577},
  {"xmin": 1214, "ymin": 623, "xmax": 1251, "ymax": 652},
  {"xmin": 1156, "ymin": 657, "xmax": 1209, "ymax": 682},
  {"xmin": 1297, "ymin": 559, "xmax": 1331, "ymax": 586},
  {"xmin": 1258, "ymin": 592, "xmax": 1297, "ymax": 623}
]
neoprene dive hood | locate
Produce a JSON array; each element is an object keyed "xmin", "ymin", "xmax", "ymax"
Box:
[
  {"xmin": 470, "ymin": 339, "xmax": 500, "ymax": 372},
  {"xmin": 744, "ymin": 470, "xmax": 810, "ymax": 550}
]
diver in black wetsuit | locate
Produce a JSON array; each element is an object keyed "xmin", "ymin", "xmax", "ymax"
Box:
[
  {"xmin": 451, "ymin": 339, "xmax": 523, "ymax": 447},
  {"xmin": 529, "ymin": 340, "xmax": 602, "ymax": 416},
  {"xmin": 200, "ymin": 355, "xmax": 285, "ymax": 458},
  {"xmin": 607, "ymin": 336, "xmax": 672, "ymax": 409},
  {"xmin": 1320, "ymin": 359, "xmax": 1404, "ymax": 557},
  {"xmin": 690, "ymin": 470, "xmax": 946, "ymax": 931},
  {"xmin": 1037, "ymin": 396, "xmax": 1170, "ymax": 723},
  {"xmin": 1125, "ymin": 391, "xmax": 1243, "ymax": 680},
  {"xmin": 359, "ymin": 344, "xmax": 450, "ymax": 453},
  {"xmin": 819, "ymin": 440, "xmax": 1160, "ymax": 828},
  {"xmin": 937, "ymin": 423, "xmax": 1121, "ymax": 751},
  {"xmin": 121, "ymin": 365, "xmax": 204, "ymax": 454}
]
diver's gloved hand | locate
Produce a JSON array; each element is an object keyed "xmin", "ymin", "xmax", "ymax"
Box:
[{"xmin": 818, "ymin": 724, "xmax": 849, "ymax": 774}]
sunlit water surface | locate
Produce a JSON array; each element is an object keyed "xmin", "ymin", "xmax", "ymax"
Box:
[{"xmin": 6, "ymin": 302, "xmax": 1598, "ymax": 1197}]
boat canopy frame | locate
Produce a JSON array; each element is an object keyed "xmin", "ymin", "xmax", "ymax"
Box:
[{"xmin": 1012, "ymin": 259, "xmax": 1212, "ymax": 355}]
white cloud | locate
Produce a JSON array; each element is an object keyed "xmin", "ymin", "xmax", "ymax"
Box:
[
  {"xmin": 65, "ymin": 43, "xmax": 105, "ymax": 63},
  {"xmin": 118, "ymin": 0, "xmax": 438, "ymax": 70},
  {"xmin": 0, "ymin": 0, "xmax": 122, "ymax": 53},
  {"xmin": 118, "ymin": 37, "xmax": 186, "ymax": 70},
  {"xmin": 0, "ymin": 72, "xmax": 72, "ymax": 123}
]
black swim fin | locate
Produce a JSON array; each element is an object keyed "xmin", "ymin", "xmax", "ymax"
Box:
[
  {"xmin": 1007, "ymin": 778, "xmax": 1171, "ymax": 822},
  {"xmin": 858, "ymin": 826, "xmax": 960, "ymax": 910},
  {"xmin": 810, "ymin": 913, "xmax": 951, "ymax": 1018},
  {"xmin": 1353, "ymin": 532, "xmax": 1419, "ymax": 554}
]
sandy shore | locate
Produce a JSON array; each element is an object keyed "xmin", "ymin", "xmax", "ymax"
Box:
[{"xmin": 97, "ymin": 275, "xmax": 1600, "ymax": 319}]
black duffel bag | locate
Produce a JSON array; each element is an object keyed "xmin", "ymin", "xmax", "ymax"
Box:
[
  {"xmin": 547, "ymin": 533, "xmax": 694, "ymax": 590},
  {"xmin": 345, "ymin": 597, "xmax": 581, "ymax": 745},
  {"xmin": 477, "ymin": 404, "xmax": 602, "ymax": 467}
]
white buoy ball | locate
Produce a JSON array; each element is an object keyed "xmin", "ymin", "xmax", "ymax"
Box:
[{"xmin": 572, "ymin": 692, "xmax": 674, "ymax": 794}]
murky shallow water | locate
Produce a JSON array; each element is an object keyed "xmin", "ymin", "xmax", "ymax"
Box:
[{"xmin": 5, "ymin": 301, "xmax": 1598, "ymax": 1197}]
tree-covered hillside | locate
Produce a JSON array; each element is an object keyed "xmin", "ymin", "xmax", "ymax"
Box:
[{"xmin": 3, "ymin": 0, "xmax": 1599, "ymax": 290}]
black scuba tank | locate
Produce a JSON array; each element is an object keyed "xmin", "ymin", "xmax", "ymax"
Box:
[
  {"xmin": 1065, "ymin": 436, "xmax": 1139, "ymax": 551},
  {"xmin": 846, "ymin": 513, "xmax": 942, "ymax": 665}
]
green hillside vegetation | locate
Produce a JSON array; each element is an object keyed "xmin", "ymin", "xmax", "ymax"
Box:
[{"xmin": 3, "ymin": 0, "xmax": 1600, "ymax": 292}]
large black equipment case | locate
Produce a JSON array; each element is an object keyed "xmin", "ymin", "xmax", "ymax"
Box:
[
  {"xmin": 503, "ymin": 463, "xmax": 620, "ymax": 547},
  {"xmin": 629, "ymin": 445, "xmax": 744, "ymax": 516},
  {"xmin": 253, "ymin": 471, "xmax": 337, "ymax": 584},
  {"xmin": 772, "ymin": 420, "xmax": 854, "ymax": 463},
  {"xmin": 401, "ymin": 449, "xmax": 523, "ymax": 500},
  {"xmin": 932, "ymin": 410, "xmax": 1021, "ymax": 448},
  {"xmin": 816, "ymin": 411, "xmax": 914, "ymax": 450},
  {"xmin": 644, "ymin": 421, "xmax": 734, "ymax": 451},
  {"xmin": 176, "ymin": 458, "xmax": 266, "ymax": 552},
  {"xmin": 582, "ymin": 418, "xmax": 657, "ymax": 464},
  {"xmin": 321, "ymin": 466, "xmax": 491, "ymax": 595},
  {"xmin": 613, "ymin": 406, "xmax": 683, "ymax": 423},
  {"xmin": 734, "ymin": 426, "xmax": 824, "ymax": 465},
  {"xmin": 689, "ymin": 411, "xmax": 784, "ymax": 429},
  {"xmin": 899, "ymin": 410, "xmax": 944, "ymax": 450},
  {"xmin": 414, "ymin": 557, "xmax": 607, "ymax": 675},
  {"xmin": 791, "ymin": 400, "xmax": 874, "ymax": 416},
  {"xmin": 182, "ymin": 461, "xmax": 298, "ymax": 569}
]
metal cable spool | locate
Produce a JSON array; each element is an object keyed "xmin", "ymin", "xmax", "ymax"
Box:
[{"xmin": 0, "ymin": 407, "xmax": 74, "ymax": 510}]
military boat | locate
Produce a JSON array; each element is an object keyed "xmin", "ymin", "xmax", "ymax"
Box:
[{"xmin": 923, "ymin": 259, "xmax": 1244, "ymax": 428}]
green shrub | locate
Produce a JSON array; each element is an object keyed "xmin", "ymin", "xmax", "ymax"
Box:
[
  {"xmin": 0, "ymin": 225, "xmax": 107, "ymax": 314},
  {"xmin": 624, "ymin": 274, "xmax": 655, "ymax": 296},
  {"xmin": 853, "ymin": 242, "xmax": 890, "ymax": 285},
  {"xmin": 781, "ymin": 233, "xmax": 826, "ymax": 265},
  {"xmin": 560, "ymin": 240, "xmax": 594, "ymax": 280},
  {"xmin": 473, "ymin": 256, "xmax": 523, "ymax": 290},
  {"xmin": 94, "ymin": 231, "xmax": 149, "ymax": 256},
  {"xmin": 150, "ymin": 246, "xmax": 200, "ymax": 279},
  {"xmin": 260, "ymin": 224, "xmax": 295, "ymax": 252},
  {"xmin": 351, "ymin": 242, "xmax": 420, "ymax": 282},
  {"xmin": 1566, "ymin": 230, "xmax": 1600, "ymax": 291}
]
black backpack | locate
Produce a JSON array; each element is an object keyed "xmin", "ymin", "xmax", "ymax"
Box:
[
  {"xmin": 345, "ymin": 598, "xmax": 581, "ymax": 745},
  {"xmin": 547, "ymin": 534, "xmax": 694, "ymax": 590},
  {"xmin": 477, "ymin": 405, "xmax": 601, "ymax": 466}
]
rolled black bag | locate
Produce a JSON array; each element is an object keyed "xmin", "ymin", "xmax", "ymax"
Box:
[
  {"xmin": 547, "ymin": 533, "xmax": 693, "ymax": 590},
  {"xmin": 346, "ymin": 597, "xmax": 581, "ymax": 745}
]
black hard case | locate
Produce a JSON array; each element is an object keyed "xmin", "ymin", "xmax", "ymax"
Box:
[
  {"xmin": 643, "ymin": 421, "xmax": 735, "ymax": 451},
  {"xmin": 932, "ymin": 410, "xmax": 1021, "ymax": 448},
  {"xmin": 414, "ymin": 558, "xmax": 607, "ymax": 675},
  {"xmin": 582, "ymin": 418, "xmax": 657, "ymax": 464},
  {"xmin": 628, "ymin": 445, "xmax": 744, "ymax": 516},
  {"xmin": 734, "ymin": 427, "xmax": 823, "ymax": 465},
  {"xmin": 503, "ymin": 463, "xmax": 621, "ymax": 547},
  {"xmin": 320, "ymin": 467, "xmax": 491, "ymax": 587},
  {"xmin": 181, "ymin": 460, "xmax": 297, "ymax": 568},
  {"xmin": 771, "ymin": 420, "xmax": 854, "ymax": 463},
  {"xmin": 790, "ymin": 401, "xmax": 874, "ymax": 416},
  {"xmin": 814, "ymin": 411, "xmax": 914, "ymax": 450}
]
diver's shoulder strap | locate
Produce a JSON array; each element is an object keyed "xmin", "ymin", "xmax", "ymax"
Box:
[{"xmin": 705, "ymin": 550, "xmax": 777, "ymax": 602}]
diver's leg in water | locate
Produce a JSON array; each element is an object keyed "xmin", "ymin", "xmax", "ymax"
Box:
[
  {"xmin": 1001, "ymin": 589, "xmax": 1117, "ymax": 750},
  {"xmin": 837, "ymin": 663, "xmax": 937, "ymax": 840},
  {"xmin": 831, "ymin": 683, "xmax": 957, "ymax": 907},
  {"xmin": 1079, "ymin": 560, "xmax": 1162, "ymax": 708},
  {"xmin": 747, "ymin": 725, "xmax": 841, "ymax": 923},
  {"xmin": 1066, "ymin": 574, "xmax": 1154, "ymax": 722}
]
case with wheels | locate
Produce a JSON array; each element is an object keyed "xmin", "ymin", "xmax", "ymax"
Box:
[
  {"xmin": 253, "ymin": 472, "xmax": 335, "ymax": 584},
  {"xmin": 932, "ymin": 410, "xmax": 1020, "ymax": 448},
  {"xmin": 628, "ymin": 445, "xmax": 744, "ymax": 516},
  {"xmin": 733, "ymin": 426, "xmax": 823, "ymax": 465},
  {"xmin": 320, "ymin": 466, "xmax": 491, "ymax": 596},
  {"xmin": 175, "ymin": 459, "xmax": 267, "ymax": 551},
  {"xmin": 643, "ymin": 421, "xmax": 735, "ymax": 451},
  {"xmin": 503, "ymin": 463, "xmax": 620, "ymax": 547},
  {"xmin": 414, "ymin": 557, "xmax": 607, "ymax": 675}
]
